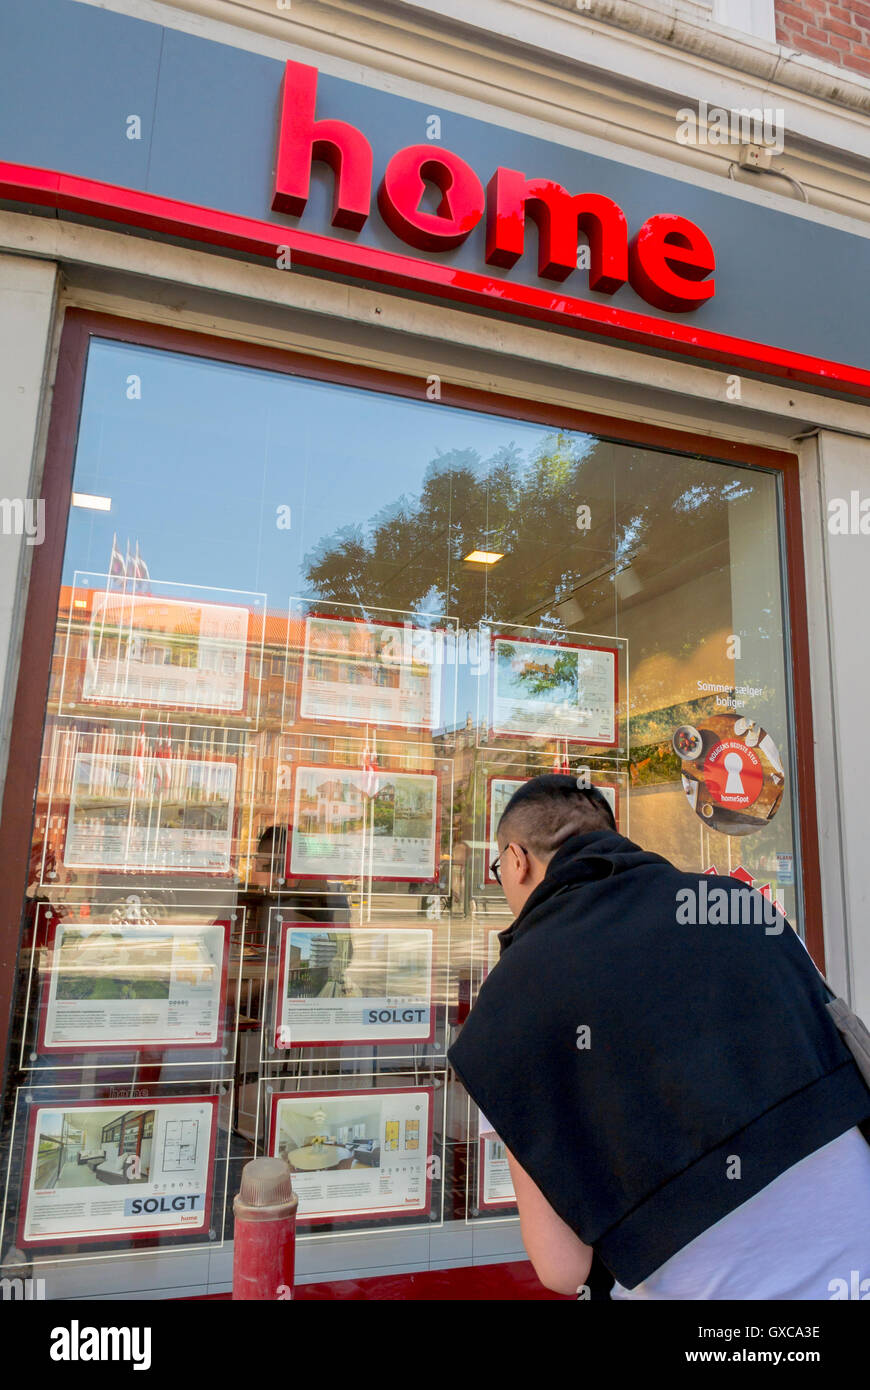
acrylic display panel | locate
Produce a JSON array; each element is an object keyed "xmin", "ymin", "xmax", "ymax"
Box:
[
  {"xmin": 36, "ymin": 718, "xmax": 255, "ymax": 892},
  {"xmin": 270, "ymin": 921, "xmax": 436, "ymax": 1051},
  {"xmin": 259, "ymin": 737, "xmax": 453, "ymax": 898},
  {"xmin": 254, "ymin": 909, "xmax": 448, "ymax": 1076},
  {"xmin": 475, "ymin": 1116, "xmax": 517, "ymax": 1216},
  {"xmin": 58, "ymin": 573, "xmax": 266, "ymax": 726},
  {"xmin": 257, "ymin": 1073, "xmax": 445, "ymax": 1233},
  {"xmin": 17, "ymin": 901, "xmax": 243, "ymax": 1071},
  {"xmin": 288, "ymin": 765, "xmax": 440, "ymax": 883},
  {"xmin": 1, "ymin": 1080, "xmax": 233, "ymax": 1264},
  {"xmin": 285, "ymin": 599, "xmax": 460, "ymax": 741},
  {"xmin": 478, "ymin": 620, "xmax": 628, "ymax": 757}
]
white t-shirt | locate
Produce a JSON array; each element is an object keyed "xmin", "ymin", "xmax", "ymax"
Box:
[{"xmin": 610, "ymin": 1125, "xmax": 870, "ymax": 1300}]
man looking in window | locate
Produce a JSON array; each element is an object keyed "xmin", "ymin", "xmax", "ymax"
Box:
[{"xmin": 448, "ymin": 775, "xmax": 870, "ymax": 1299}]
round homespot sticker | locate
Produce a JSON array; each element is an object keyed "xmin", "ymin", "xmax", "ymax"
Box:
[{"xmin": 703, "ymin": 739, "xmax": 763, "ymax": 808}]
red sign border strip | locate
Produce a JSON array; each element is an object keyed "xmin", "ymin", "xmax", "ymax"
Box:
[{"xmin": 3, "ymin": 160, "xmax": 870, "ymax": 400}]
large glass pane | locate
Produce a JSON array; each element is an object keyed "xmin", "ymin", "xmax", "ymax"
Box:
[{"xmin": 1, "ymin": 337, "xmax": 800, "ymax": 1278}]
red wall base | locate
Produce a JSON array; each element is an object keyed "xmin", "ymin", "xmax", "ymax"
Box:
[{"xmin": 186, "ymin": 1259, "xmax": 571, "ymax": 1300}]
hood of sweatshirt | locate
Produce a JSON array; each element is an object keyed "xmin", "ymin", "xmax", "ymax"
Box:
[{"xmin": 497, "ymin": 828, "xmax": 670, "ymax": 953}]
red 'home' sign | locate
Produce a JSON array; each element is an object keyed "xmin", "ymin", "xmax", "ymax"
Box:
[{"xmin": 272, "ymin": 62, "xmax": 716, "ymax": 313}]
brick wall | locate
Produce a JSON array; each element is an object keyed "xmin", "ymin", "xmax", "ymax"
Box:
[{"xmin": 775, "ymin": 1, "xmax": 870, "ymax": 77}]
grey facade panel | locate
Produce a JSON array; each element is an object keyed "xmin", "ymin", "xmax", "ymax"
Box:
[
  {"xmin": 0, "ymin": 0, "xmax": 866, "ymax": 367},
  {"xmin": 0, "ymin": 0, "xmax": 162, "ymax": 188}
]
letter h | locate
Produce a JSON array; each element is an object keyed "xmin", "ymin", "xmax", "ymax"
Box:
[{"xmin": 272, "ymin": 61, "xmax": 373, "ymax": 229}]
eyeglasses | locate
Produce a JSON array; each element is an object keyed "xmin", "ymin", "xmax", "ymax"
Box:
[{"xmin": 490, "ymin": 844, "xmax": 527, "ymax": 886}]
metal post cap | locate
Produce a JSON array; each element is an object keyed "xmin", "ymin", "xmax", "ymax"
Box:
[{"xmin": 234, "ymin": 1157, "xmax": 298, "ymax": 1218}]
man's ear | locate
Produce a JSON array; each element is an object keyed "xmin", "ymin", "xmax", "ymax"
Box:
[{"xmin": 513, "ymin": 844, "xmax": 532, "ymax": 882}]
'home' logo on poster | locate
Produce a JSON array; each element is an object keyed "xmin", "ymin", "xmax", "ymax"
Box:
[{"xmin": 49, "ymin": 1322, "xmax": 152, "ymax": 1371}]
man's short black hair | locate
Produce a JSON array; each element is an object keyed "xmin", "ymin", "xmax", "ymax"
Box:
[{"xmin": 497, "ymin": 773, "xmax": 616, "ymax": 860}]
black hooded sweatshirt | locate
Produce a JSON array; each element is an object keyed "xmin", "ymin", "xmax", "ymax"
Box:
[{"xmin": 447, "ymin": 829, "xmax": 870, "ymax": 1290}]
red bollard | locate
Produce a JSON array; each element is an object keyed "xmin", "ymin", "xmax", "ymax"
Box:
[{"xmin": 232, "ymin": 1156, "xmax": 298, "ymax": 1300}]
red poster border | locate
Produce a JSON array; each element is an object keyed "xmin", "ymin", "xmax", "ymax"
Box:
[
  {"xmin": 489, "ymin": 632, "xmax": 620, "ymax": 746},
  {"xmin": 16, "ymin": 1093, "xmax": 220, "ymax": 1249},
  {"xmin": 273, "ymin": 920, "xmax": 436, "ymax": 1049},
  {"xmin": 74, "ymin": 586, "xmax": 254, "ymax": 721},
  {"xmin": 296, "ymin": 611, "xmax": 449, "ymax": 734},
  {"xmin": 484, "ymin": 774, "xmax": 530, "ymax": 884},
  {"xmin": 266, "ymin": 1084, "xmax": 435, "ymax": 1226},
  {"xmin": 477, "ymin": 1132, "xmax": 517, "ymax": 1213},
  {"xmin": 286, "ymin": 763, "xmax": 442, "ymax": 883},
  {"xmin": 33, "ymin": 917, "xmax": 232, "ymax": 1056},
  {"xmin": 60, "ymin": 751, "xmax": 240, "ymax": 880}
]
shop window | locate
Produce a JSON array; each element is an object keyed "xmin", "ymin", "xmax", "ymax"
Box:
[{"xmin": 0, "ymin": 333, "xmax": 803, "ymax": 1289}]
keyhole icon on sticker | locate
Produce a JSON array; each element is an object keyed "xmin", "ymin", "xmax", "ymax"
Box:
[
  {"xmin": 703, "ymin": 740, "xmax": 763, "ymax": 808},
  {"xmin": 723, "ymin": 752, "xmax": 745, "ymax": 797}
]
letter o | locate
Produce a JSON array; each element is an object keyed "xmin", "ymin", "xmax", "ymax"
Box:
[{"xmin": 378, "ymin": 146, "xmax": 485, "ymax": 250}]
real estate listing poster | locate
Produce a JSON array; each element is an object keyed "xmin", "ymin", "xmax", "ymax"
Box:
[
  {"xmin": 19, "ymin": 1097, "xmax": 217, "ymax": 1246},
  {"xmin": 486, "ymin": 776, "xmax": 527, "ymax": 881},
  {"xmin": 299, "ymin": 614, "xmax": 437, "ymax": 729},
  {"xmin": 479, "ymin": 1135, "xmax": 516, "ymax": 1209},
  {"xmin": 39, "ymin": 921, "xmax": 230, "ymax": 1052},
  {"xmin": 597, "ymin": 783, "xmax": 617, "ymax": 819},
  {"xmin": 64, "ymin": 752, "xmax": 236, "ymax": 872},
  {"xmin": 491, "ymin": 635, "xmax": 617, "ymax": 744},
  {"xmin": 82, "ymin": 592, "xmax": 249, "ymax": 710},
  {"xmin": 288, "ymin": 766, "xmax": 439, "ymax": 881},
  {"xmin": 275, "ymin": 925, "xmax": 434, "ymax": 1048},
  {"xmin": 269, "ymin": 1088, "xmax": 433, "ymax": 1223}
]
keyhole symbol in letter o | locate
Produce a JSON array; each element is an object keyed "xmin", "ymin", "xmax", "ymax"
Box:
[{"xmin": 378, "ymin": 146, "xmax": 485, "ymax": 251}]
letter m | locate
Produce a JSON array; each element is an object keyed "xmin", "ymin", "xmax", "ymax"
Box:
[
  {"xmin": 733, "ymin": 107, "xmax": 764, "ymax": 144},
  {"xmin": 0, "ymin": 1277, "xmax": 24, "ymax": 1299},
  {"xmin": 272, "ymin": 61, "xmax": 373, "ymax": 229},
  {"xmin": 102, "ymin": 1328, "xmax": 128, "ymax": 1360},
  {"xmin": 485, "ymin": 168, "xmax": 627, "ymax": 290}
]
